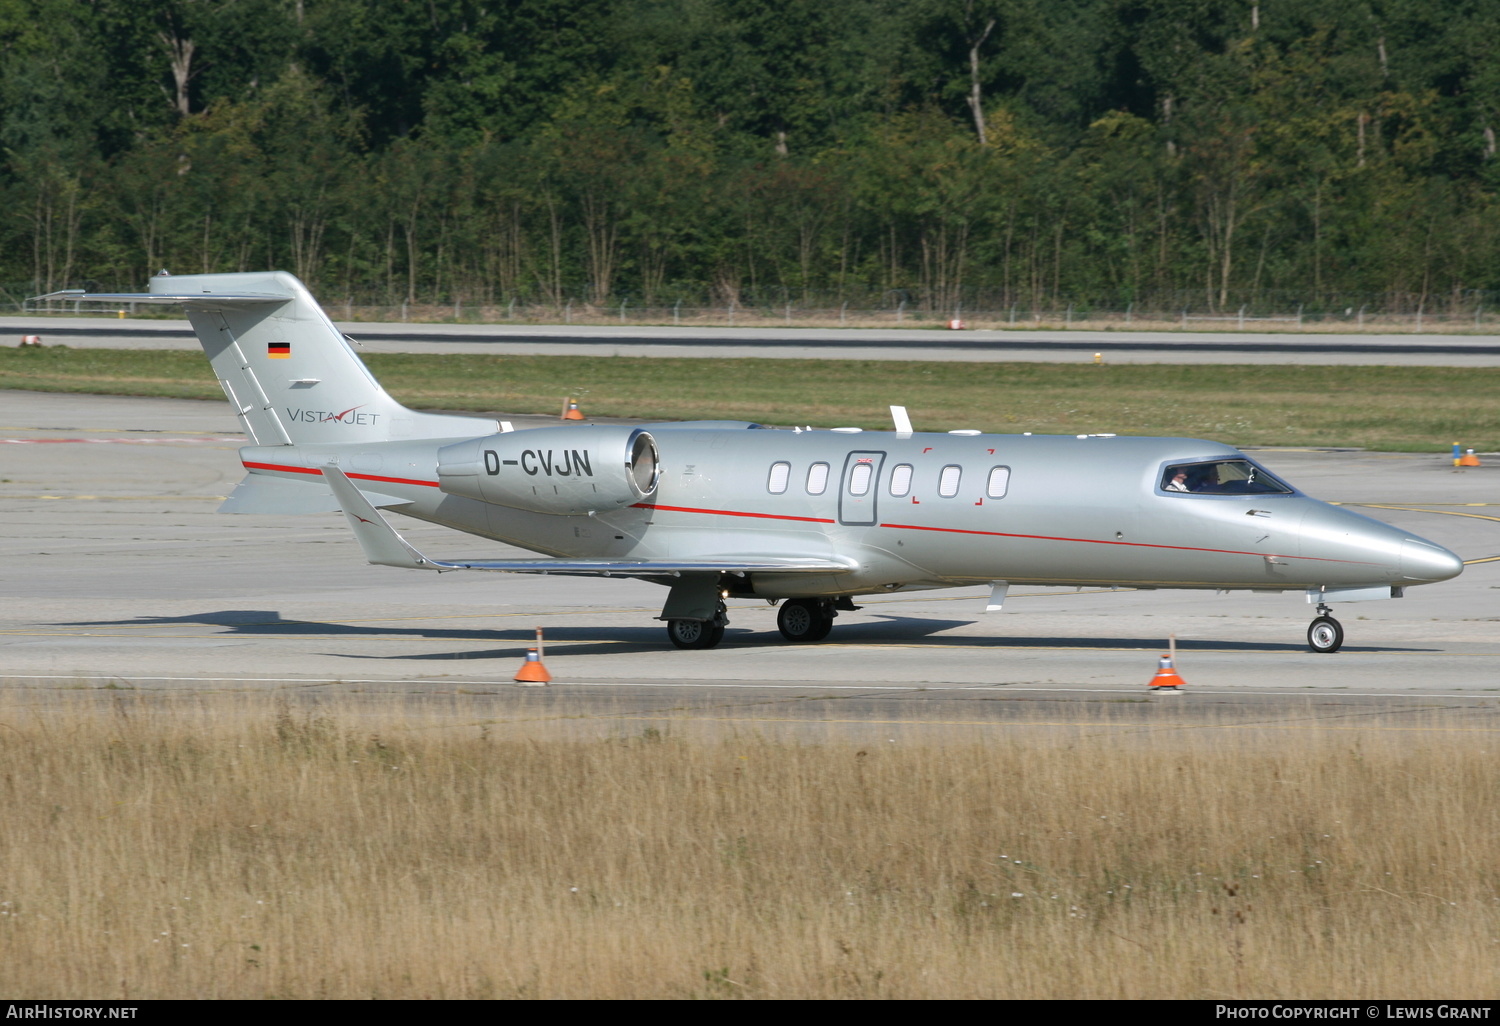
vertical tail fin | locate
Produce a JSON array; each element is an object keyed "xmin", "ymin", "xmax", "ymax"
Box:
[
  {"xmin": 156, "ymin": 271, "xmax": 497, "ymax": 444},
  {"xmin": 49, "ymin": 271, "xmax": 498, "ymax": 445}
]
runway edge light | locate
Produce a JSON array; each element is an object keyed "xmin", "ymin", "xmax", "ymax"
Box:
[
  {"xmin": 514, "ymin": 647, "xmax": 551, "ymax": 685},
  {"xmin": 515, "ymin": 627, "xmax": 552, "ymax": 685},
  {"xmin": 1148, "ymin": 637, "xmax": 1186, "ymax": 693}
]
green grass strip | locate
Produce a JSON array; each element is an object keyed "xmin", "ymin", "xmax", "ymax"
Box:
[{"xmin": 2, "ymin": 346, "xmax": 1494, "ymax": 453}]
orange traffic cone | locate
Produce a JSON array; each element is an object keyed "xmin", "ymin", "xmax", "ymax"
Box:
[
  {"xmin": 1147, "ymin": 652, "xmax": 1186, "ymax": 692},
  {"xmin": 1458, "ymin": 448, "xmax": 1481, "ymax": 467},
  {"xmin": 514, "ymin": 647, "xmax": 552, "ymax": 685},
  {"xmin": 562, "ymin": 397, "xmax": 585, "ymax": 421}
]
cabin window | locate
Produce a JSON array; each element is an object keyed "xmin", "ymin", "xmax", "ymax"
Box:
[
  {"xmin": 889, "ymin": 463, "xmax": 913, "ymax": 496},
  {"xmin": 938, "ymin": 465, "xmax": 962, "ymax": 497},
  {"xmin": 1160, "ymin": 459, "xmax": 1293, "ymax": 495},
  {"xmin": 986, "ymin": 466, "xmax": 1011, "ymax": 498},
  {"xmin": 767, "ymin": 461, "xmax": 791, "ymax": 494},
  {"xmin": 806, "ymin": 462, "xmax": 829, "ymax": 495},
  {"xmin": 848, "ymin": 462, "xmax": 873, "ymax": 495}
]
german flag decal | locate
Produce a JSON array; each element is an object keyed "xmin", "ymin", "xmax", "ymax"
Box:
[{"xmin": 267, "ymin": 342, "xmax": 291, "ymax": 359}]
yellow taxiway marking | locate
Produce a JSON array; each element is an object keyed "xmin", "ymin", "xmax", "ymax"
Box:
[
  {"xmin": 1347, "ymin": 502, "xmax": 1500, "ymax": 523},
  {"xmin": 1337, "ymin": 503, "xmax": 1500, "ymax": 564}
]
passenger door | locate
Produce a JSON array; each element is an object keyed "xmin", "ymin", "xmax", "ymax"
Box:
[{"xmin": 838, "ymin": 451, "xmax": 885, "ymax": 525}]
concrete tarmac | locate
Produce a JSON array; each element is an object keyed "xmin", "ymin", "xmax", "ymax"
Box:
[
  {"xmin": 6, "ymin": 314, "xmax": 1500, "ymax": 365},
  {"xmin": 4, "ymin": 390, "xmax": 1499, "ymax": 737}
]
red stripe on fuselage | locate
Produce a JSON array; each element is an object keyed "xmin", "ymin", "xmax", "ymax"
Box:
[{"xmin": 241, "ymin": 461, "xmax": 440, "ymax": 489}]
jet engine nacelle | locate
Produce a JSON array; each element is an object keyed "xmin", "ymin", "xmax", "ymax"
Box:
[{"xmin": 436, "ymin": 425, "xmax": 660, "ymax": 515}]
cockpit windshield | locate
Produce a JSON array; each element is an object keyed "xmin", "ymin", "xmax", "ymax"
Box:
[{"xmin": 1160, "ymin": 459, "xmax": 1293, "ymax": 495}]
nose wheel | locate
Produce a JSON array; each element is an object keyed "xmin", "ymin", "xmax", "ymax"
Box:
[
  {"xmin": 666, "ymin": 604, "xmax": 727, "ymax": 649},
  {"xmin": 1307, "ymin": 604, "xmax": 1344, "ymax": 653}
]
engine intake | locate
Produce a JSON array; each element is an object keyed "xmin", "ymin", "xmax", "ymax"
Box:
[{"xmin": 436, "ymin": 426, "xmax": 659, "ymax": 515}]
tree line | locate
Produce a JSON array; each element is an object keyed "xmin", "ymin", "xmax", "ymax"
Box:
[{"xmin": 4, "ymin": 0, "xmax": 1500, "ymax": 315}]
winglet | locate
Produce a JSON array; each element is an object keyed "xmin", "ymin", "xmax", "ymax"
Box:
[{"xmin": 322, "ymin": 466, "xmax": 435, "ymax": 570}]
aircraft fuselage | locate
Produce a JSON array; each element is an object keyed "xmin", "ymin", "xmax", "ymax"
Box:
[{"xmin": 236, "ymin": 424, "xmax": 1460, "ymax": 599}]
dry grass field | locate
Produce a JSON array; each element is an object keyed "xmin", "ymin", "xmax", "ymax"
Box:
[{"xmin": 0, "ymin": 690, "xmax": 1495, "ymax": 999}]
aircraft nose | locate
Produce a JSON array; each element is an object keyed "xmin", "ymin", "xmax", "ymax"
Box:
[{"xmin": 1400, "ymin": 538, "xmax": 1464, "ymax": 583}]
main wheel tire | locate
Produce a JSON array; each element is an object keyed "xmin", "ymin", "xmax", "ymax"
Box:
[
  {"xmin": 667, "ymin": 618, "xmax": 724, "ymax": 650},
  {"xmin": 1307, "ymin": 615, "xmax": 1344, "ymax": 654},
  {"xmin": 777, "ymin": 599, "xmax": 834, "ymax": 643}
]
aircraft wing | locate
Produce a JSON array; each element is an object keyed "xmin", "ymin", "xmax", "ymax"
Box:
[{"xmin": 321, "ymin": 466, "xmax": 852, "ymax": 576}]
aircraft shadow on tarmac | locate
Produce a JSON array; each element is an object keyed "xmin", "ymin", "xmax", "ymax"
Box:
[
  {"xmin": 55, "ymin": 610, "xmax": 1432, "ymax": 657},
  {"xmin": 60, "ymin": 610, "xmax": 519, "ymax": 642}
]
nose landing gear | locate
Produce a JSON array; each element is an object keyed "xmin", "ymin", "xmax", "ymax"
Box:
[
  {"xmin": 666, "ymin": 603, "xmax": 728, "ymax": 649},
  {"xmin": 1307, "ymin": 603, "xmax": 1344, "ymax": 653}
]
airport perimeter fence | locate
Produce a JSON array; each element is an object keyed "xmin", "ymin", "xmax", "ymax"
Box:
[{"xmin": 15, "ymin": 283, "xmax": 1500, "ymax": 333}]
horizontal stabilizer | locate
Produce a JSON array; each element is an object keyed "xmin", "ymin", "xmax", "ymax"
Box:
[
  {"xmin": 39, "ymin": 290, "xmax": 286, "ymax": 308},
  {"xmin": 321, "ymin": 466, "xmax": 852, "ymax": 576},
  {"xmin": 219, "ymin": 472, "xmax": 411, "ymax": 515}
]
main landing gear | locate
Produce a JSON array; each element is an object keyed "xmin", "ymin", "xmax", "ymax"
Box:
[
  {"xmin": 1307, "ymin": 603, "xmax": 1344, "ymax": 654},
  {"xmin": 666, "ymin": 604, "xmax": 728, "ymax": 650},
  {"xmin": 665, "ymin": 598, "xmax": 842, "ymax": 647},
  {"xmin": 661, "ymin": 588, "xmax": 855, "ymax": 649},
  {"xmin": 777, "ymin": 598, "xmax": 835, "ymax": 643}
]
